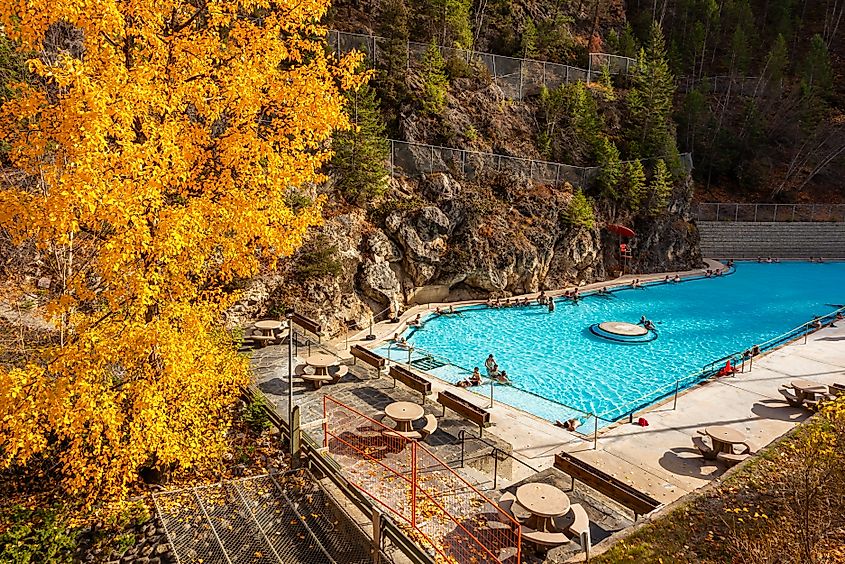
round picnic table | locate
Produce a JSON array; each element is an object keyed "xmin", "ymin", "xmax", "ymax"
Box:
[
  {"xmin": 515, "ymin": 483, "xmax": 570, "ymax": 533},
  {"xmin": 384, "ymin": 401, "xmax": 424, "ymax": 432},
  {"xmin": 791, "ymin": 379, "xmax": 828, "ymax": 398},
  {"xmin": 254, "ymin": 319, "xmax": 282, "ymax": 336},
  {"xmin": 705, "ymin": 426, "xmax": 746, "ymax": 454},
  {"xmin": 305, "ymin": 353, "xmax": 337, "ymax": 376}
]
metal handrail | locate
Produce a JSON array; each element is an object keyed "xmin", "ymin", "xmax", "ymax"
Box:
[
  {"xmin": 457, "ymin": 430, "xmax": 542, "ymax": 490},
  {"xmin": 695, "ymin": 202, "xmax": 845, "ymax": 222},
  {"xmin": 594, "ymin": 304, "xmax": 845, "ymax": 422}
]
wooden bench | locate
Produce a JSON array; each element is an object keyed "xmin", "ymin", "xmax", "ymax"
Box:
[
  {"xmin": 389, "ymin": 365, "xmax": 432, "ymax": 403},
  {"xmin": 554, "ymin": 452, "xmax": 661, "ymax": 520},
  {"xmin": 350, "ymin": 345, "xmax": 386, "ymax": 375},
  {"xmin": 436, "ymin": 390, "xmax": 490, "ymax": 436}
]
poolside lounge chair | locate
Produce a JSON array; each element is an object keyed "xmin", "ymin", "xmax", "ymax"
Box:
[
  {"xmin": 693, "ymin": 435, "xmax": 717, "ymax": 460},
  {"xmin": 778, "ymin": 386, "xmax": 803, "ymax": 407}
]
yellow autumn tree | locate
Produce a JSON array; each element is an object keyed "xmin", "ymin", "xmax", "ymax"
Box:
[{"xmin": 0, "ymin": 0, "xmax": 361, "ymax": 501}]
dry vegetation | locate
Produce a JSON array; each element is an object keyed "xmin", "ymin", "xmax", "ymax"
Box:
[{"xmin": 595, "ymin": 401, "xmax": 845, "ymax": 563}]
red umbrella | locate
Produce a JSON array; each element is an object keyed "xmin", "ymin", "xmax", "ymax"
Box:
[{"xmin": 606, "ymin": 223, "xmax": 636, "ymax": 238}]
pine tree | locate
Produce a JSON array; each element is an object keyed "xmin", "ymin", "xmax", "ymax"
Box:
[
  {"xmin": 424, "ymin": 0, "xmax": 473, "ymax": 49},
  {"xmin": 332, "ymin": 83, "xmax": 390, "ymax": 204},
  {"xmin": 569, "ymin": 82, "xmax": 603, "ymax": 155},
  {"xmin": 799, "ymin": 34, "xmax": 833, "ymax": 125},
  {"xmin": 378, "ymin": 0, "xmax": 410, "ymax": 110},
  {"xmin": 626, "ymin": 21, "xmax": 677, "ymax": 158},
  {"xmin": 730, "ymin": 26, "xmax": 751, "ymax": 76},
  {"xmin": 565, "ymin": 189, "xmax": 595, "ymax": 228},
  {"xmin": 647, "ymin": 159, "xmax": 673, "ymax": 216},
  {"xmin": 596, "ymin": 137, "xmax": 623, "ymax": 201},
  {"xmin": 420, "ymin": 41, "xmax": 449, "ymax": 114},
  {"xmin": 521, "ymin": 18, "xmax": 540, "ymax": 59},
  {"xmin": 623, "ymin": 159, "xmax": 647, "ymax": 214},
  {"xmin": 764, "ymin": 34, "xmax": 789, "ymax": 89},
  {"xmin": 618, "ymin": 23, "xmax": 639, "ymax": 58}
]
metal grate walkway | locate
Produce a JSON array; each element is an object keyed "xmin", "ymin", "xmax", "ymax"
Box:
[
  {"xmin": 154, "ymin": 469, "xmax": 387, "ymax": 564},
  {"xmin": 411, "ymin": 356, "xmax": 447, "ymax": 371}
]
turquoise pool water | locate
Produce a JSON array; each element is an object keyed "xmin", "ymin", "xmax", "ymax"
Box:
[{"xmin": 376, "ymin": 262, "xmax": 845, "ymax": 427}]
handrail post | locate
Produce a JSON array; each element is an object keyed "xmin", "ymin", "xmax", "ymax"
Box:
[
  {"xmin": 407, "ymin": 346, "xmax": 413, "ymax": 366},
  {"xmin": 458, "ymin": 430, "xmax": 465, "ymax": 468},
  {"xmin": 489, "ymin": 380, "xmax": 494, "ymax": 408},
  {"xmin": 593, "ymin": 416, "xmax": 598, "ymax": 450},
  {"xmin": 492, "ymin": 449, "xmax": 499, "ymax": 490},
  {"xmin": 673, "ymin": 379, "xmax": 680, "ymax": 410}
]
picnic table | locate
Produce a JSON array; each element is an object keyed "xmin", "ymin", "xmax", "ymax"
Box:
[
  {"xmin": 705, "ymin": 426, "xmax": 746, "ymax": 454},
  {"xmin": 515, "ymin": 483, "xmax": 570, "ymax": 534},
  {"xmin": 254, "ymin": 319, "xmax": 282, "ymax": 336},
  {"xmin": 384, "ymin": 401, "xmax": 424, "ymax": 432},
  {"xmin": 305, "ymin": 353, "xmax": 337, "ymax": 376},
  {"xmin": 791, "ymin": 379, "xmax": 828, "ymax": 399}
]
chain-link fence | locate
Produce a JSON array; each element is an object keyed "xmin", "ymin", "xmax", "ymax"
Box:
[
  {"xmin": 695, "ymin": 202, "xmax": 845, "ymax": 222},
  {"xmin": 330, "ymin": 30, "xmax": 621, "ymax": 100},
  {"xmin": 323, "ymin": 396, "xmax": 521, "ymax": 563},
  {"xmin": 390, "ymin": 139, "xmax": 693, "ymax": 188},
  {"xmin": 154, "ymin": 470, "xmax": 389, "ymax": 564},
  {"xmin": 588, "ymin": 52, "xmax": 636, "ymax": 76}
]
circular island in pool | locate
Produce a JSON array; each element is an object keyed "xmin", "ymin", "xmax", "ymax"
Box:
[{"xmin": 590, "ymin": 321, "xmax": 656, "ymax": 343}]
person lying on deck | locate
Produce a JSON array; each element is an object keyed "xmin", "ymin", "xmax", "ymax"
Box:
[{"xmin": 555, "ymin": 418, "xmax": 581, "ymax": 431}]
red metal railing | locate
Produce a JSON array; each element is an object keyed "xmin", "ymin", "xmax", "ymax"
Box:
[{"xmin": 323, "ymin": 396, "xmax": 521, "ymax": 563}]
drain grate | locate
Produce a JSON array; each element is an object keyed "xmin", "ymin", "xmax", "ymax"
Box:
[{"xmin": 411, "ymin": 355, "xmax": 446, "ymax": 371}]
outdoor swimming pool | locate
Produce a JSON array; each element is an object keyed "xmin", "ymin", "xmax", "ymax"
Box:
[{"xmin": 375, "ymin": 262, "xmax": 845, "ymax": 428}]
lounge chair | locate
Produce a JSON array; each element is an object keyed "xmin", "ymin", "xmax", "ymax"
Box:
[
  {"xmin": 778, "ymin": 387, "xmax": 803, "ymax": 407},
  {"xmin": 693, "ymin": 435, "xmax": 717, "ymax": 460}
]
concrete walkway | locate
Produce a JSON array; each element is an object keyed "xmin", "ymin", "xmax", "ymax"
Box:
[{"xmin": 321, "ymin": 261, "xmax": 844, "ymax": 504}]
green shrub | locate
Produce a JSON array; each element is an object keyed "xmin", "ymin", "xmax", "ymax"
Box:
[
  {"xmin": 242, "ymin": 397, "xmax": 271, "ymax": 436},
  {"xmin": 294, "ymin": 234, "xmax": 342, "ymax": 281},
  {"xmin": 565, "ymin": 189, "xmax": 595, "ymax": 229},
  {"xmin": 0, "ymin": 505, "xmax": 77, "ymax": 564}
]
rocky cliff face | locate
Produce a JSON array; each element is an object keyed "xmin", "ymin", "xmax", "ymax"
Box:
[{"xmin": 241, "ymin": 169, "xmax": 702, "ymax": 337}]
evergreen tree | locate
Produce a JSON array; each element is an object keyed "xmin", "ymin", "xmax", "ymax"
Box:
[
  {"xmin": 565, "ymin": 189, "xmax": 595, "ymax": 228},
  {"xmin": 802, "ymin": 34, "xmax": 833, "ymax": 98},
  {"xmin": 730, "ymin": 25, "xmax": 751, "ymax": 76},
  {"xmin": 618, "ymin": 23, "xmax": 639, "ymax": 59},
  {"xmin": 647, "ymin": 159, "xmax": 672, "ymax": 216},
  {"xmin": 378, "ymin": 0, "xmax": 410, "ymax": 110},
  {"xmin": 764, "ymin": 34, "xmax": 789, "ymax": 88},
  {"xmin": 569, "ymin": 82, "xmax": 603, "ymax": 153},
  {"xmin": 420, "ymin": 41, "xmax": 449, "ymax": 114},
  {"xmin": 521, "ymin": 18, "xmax": 540, "ymax": 59},
  {"xmin": 596, "ymin": 137, "xmax": 623, "ymax": 200},
  {"xmin": 332, "ymin": 83, "xmax": 390, "ymax": 204},
  {"xmin": 626, "ymin": 21, "xmax": 677, "ymax": 158},
  {"xmin": 424, "ymin": 0, "xmax": 473, "ymax": 49},
  {"xmin": 622, "ymin": 159, "xmax": 647, "ymax": 214}
]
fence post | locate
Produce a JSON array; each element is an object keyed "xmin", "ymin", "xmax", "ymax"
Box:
[
  {"xmin": 493, "ymin": 450, "xmax": 499, "ymax": 490},
  {"xmin": 811, "ymin": 204, "xmax": 816, "ymax": 221},
  {"xmin": 389, "ymin": 140, "xmax": 395, "ymax": 178},
  {"xmin": 716, "ymin": 203, "xmax": 720, "ymax": 221},
  {"xmin": 291, "ymin": 405, "xmax": 302, "ymax": 466},
  {"xmin": 518, "ymin": 59, "xmax": 524, "ymax": 100},
  {"xmin": 734, "ymin": 205, "xmax": 739, "ymax": 222},
  {"xmin": 754, "ymin": 204, "xmax": 758, "ymax": 222},
  {"xmin": 372, "ymin": 508, "xmax": 383, "ymax": 564},
  {"xmin": 587, "ymin": 54, "xmax": 592, "ymax": 84},
  {"xmin": 411, "ymin": 442, "xmax": 417, "ymax": 529},
  {"xmin": 774, "ymin": 204, "xmax": 779, "ymax": 221},
  {"xmin": 792, "ymin": 205, "xmax": 796, "ymax": 222},
  {"xmin": 542, "ymin": 61, "xmax": 546, "ymax": 87}
]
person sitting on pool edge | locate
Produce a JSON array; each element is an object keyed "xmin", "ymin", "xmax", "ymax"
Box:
[
  {"xmin": 457, "ymin": 367, "xmax": 482, "ymax": 388},
  {"xmin": 555, "ymin": 418, "xmax": 581, "ymax": 431},
  {"xmin": 495, "ymin": 370, "xmax": 511, "ymax": 384},
  {"xmin": 548, "ymin": 297, "xmax": 555, "ymax": 313},
  {"xmin": 408, "ymin": 314, "xmax": 422, "ymax": 327}
]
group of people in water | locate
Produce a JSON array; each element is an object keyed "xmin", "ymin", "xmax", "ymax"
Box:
[
  {"xmin": 486, "ymin": 290, "xmax": 559, "ymax": 312},
  {"xmin": 457, "ymin": 353, "xmax": 512, "ymax": 387}
]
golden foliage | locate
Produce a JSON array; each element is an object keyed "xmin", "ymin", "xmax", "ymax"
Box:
[{"xmin": 0, "ymin": 0, "xmax": 362, "ymax": 501}]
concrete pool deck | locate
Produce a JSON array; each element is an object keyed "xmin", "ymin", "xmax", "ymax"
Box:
[{"xmin": 324, "ymin": 260, "xmax": 843, "ymax": 504}]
